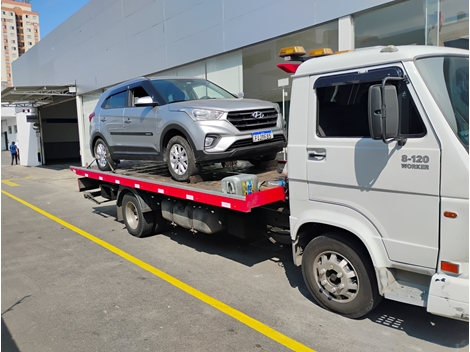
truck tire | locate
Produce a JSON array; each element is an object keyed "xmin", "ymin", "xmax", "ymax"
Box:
[
  {"xmin": 94, "ymin": 138, "xmax": 116, "ymax": 172},
  {"xmin": 122, "ymin": 193, "xmax": 155, "ymax": 237},
  {"xmin": 166, "ymin": 136, "xmax": 198, "ymax": 182},
  {"xmin": 301, "ymin": 234, "xmax": 381, "ymax": 319}
]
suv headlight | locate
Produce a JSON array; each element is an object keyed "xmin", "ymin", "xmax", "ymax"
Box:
[{"xmin": 180, "ymin": 108, "xmax": 226, "ymax": 121}]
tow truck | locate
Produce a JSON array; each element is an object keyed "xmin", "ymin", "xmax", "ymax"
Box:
[{"xmin": 72, "ymin": 44, "xmax": 469, "ymax": 321}]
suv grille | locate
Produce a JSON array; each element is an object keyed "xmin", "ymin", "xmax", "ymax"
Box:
[{"xmin": 227, "ymin": 108, "xmax": 278, "ymax": 131}]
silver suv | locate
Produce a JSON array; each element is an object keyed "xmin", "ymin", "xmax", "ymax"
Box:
[{"xmin": 89, "ymin": 77, "xmax": 287, "ymax": 181}]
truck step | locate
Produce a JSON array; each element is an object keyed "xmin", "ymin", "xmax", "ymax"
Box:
[
  {"xmin": 383, "ymin": 280, "xmax": 429, "ymax": 307},
  {"xmin": 83, "ymin": 191, "xmax": 112, "ymax": 205}
]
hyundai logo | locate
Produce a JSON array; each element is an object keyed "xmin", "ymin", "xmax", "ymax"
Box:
[{"xmin": 252, "ymin": 111, "xmax": 264, "ymax": 119}]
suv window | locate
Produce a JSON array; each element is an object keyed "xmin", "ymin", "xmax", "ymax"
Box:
[
  {"xmin": 150, "ymin": 78, "xmax": 235, "ymax": 104},
  {"xmin": 104, "ymin": 90, "xmax": 128, "ymax": 109},
  {"xmin": 191, "ymin": 82, "xmax": 229, "ymax": 99},
  {"xmin": 316, "ymin": 78, "xmax": 425, "ymax": 138}
]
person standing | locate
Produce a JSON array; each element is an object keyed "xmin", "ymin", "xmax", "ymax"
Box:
[{"xmin": 9, "ymin": 141, "xmax": 18, "ymax": 165}]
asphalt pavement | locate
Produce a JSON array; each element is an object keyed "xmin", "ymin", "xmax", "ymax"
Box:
[{"xmin": 1, "ymin": 151, "xmax": 468, "ymax": 352}]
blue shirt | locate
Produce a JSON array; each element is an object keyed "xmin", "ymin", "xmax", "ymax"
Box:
[{"xmin": 9, "ymin": 144, "xmax": 18, "ymax": 155}]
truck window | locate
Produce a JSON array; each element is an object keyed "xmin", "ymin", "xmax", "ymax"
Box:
[{"xmin": 316, "ymin": 79, "xmax": 426, "ymax": 138}]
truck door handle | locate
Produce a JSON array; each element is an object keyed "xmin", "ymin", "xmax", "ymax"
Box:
[
  {"xmin": 125, "ymin": 118, "xmax": 131, "ymax": 124},
  {"xmin": 308, "ymin": 149, "xmax": 326, "ymax": 160},
  {"xmin": 100, "ymin": 118, "xmax": 106, "ymax": 122}
]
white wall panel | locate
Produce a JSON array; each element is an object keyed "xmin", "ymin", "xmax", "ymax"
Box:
[
  {"xmin": 164, "ymin": 0, "xmax": 223, "ymax": 44},
  {"xmin": 123, "ymin": 1, "xmax": 165, "ymax": 39},
  {"xmin": 164, "ymin": 0, "xmax": 202, "ymax": 19},
  {"xmin": 174, "ymin": 61, "xmax": 205, "ymax": 78},
  {"xmin": 223, "ymin": 0, "xmax": 316, "ymax": 50},
  {"xmin": 206, "ymin": 51, "xmax": 242, "ymax": 95},
  {"xmin": 122, "ymin": 0, "xmax": 157, "ymax": 18},
  {"xmin": 166, "ymin": 24, "xmax": 225, "ymax": 67}
]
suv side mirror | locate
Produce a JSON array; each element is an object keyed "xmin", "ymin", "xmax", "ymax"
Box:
[
  {"xmin": 135, "ymin": 96, "xmax": 158, "ymax": 107},
  {"xmin": 368, "ymin": 84, "xmax": 399, "ymax": 142}
]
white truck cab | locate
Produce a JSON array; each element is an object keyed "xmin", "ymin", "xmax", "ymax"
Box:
[{"xmin": 283, "ymin": 45, "xmax": 468, "ymax": 320}]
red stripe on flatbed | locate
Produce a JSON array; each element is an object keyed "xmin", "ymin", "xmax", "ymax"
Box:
[{"xmin": 71, "ymin": 167, "xmax": 286, "ymax": 213}]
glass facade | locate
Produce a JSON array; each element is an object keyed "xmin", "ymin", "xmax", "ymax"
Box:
[
  {"xmin": 355, "ymin": 1, "xmax": 426, "ymax": 47},
  {"xmin": 242, "ymin": 21, "xmax": 338, "ymax": 102},
  {"xmin": 425, "ymin": 0, "xmax": 469, "ymax": 49},
  {"xmin": 239, "ymin": 0, "xmax": 468, "ymax": 117},
  {"xmin": 242, "ymin": 21, "xmax": 338, "ymax": 123},
  {"xmin": 355, "ymin": 0, "xmax": 468, "ymax": 49}
]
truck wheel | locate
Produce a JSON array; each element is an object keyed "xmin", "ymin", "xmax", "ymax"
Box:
[
  {"xmin": 122, "ymin": 193, "xmax": 155, "ymax": 237},
  {"xmin": 94, "ymin": 138, "xmax": 116, "ymax": 171},
  {"xmin": 301, "ymin": 234, "xmax": 381, "ymax": 318},
  {"xmin": 166, "ymin": 136, "xmax": 198, "ymax": 182}
]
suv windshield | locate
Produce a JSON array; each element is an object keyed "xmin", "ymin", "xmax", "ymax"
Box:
[
  {"xmin": 415, "ymin": 56, "xmax": 469, "ymax": 151},
  {"xmin": 151, "ymin": 78, "xmax": 236, "ymax": 103}
]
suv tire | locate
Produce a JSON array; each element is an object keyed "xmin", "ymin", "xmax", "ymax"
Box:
[
  {"xmin": 166, "ymin": 136, "xmax": 198, "ymax": 182},
  {"xmin": 94, "ymin": 138, "xmax": 116, "ymax": 171}
]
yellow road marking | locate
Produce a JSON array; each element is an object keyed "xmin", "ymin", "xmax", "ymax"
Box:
[
  {"xmin": 2, "ymin": 180, "xmax": 20, "ymax": 186},
  {"xmin": 1, "ymin": 189, "xmax": 315, "ymax": 352}
]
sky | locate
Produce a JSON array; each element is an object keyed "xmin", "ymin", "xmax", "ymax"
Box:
[{"xmin": 31, "ymin": 0, "xmax": 90, "ymax": 38}]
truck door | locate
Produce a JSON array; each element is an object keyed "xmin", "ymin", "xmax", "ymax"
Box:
[{"xmin": 306, "ymin": 65, "xmax": 441, "ymax": 269}]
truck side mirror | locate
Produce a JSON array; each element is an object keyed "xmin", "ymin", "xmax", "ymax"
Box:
[
  {"xmin": 368, "ymin": 84, "xmax": 400, "ymax": 142},
  {"xmin": 135, "ymin": 96, "xmax": 158, "ymax": 107}
]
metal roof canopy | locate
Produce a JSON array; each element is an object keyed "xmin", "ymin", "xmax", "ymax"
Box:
[{"xmin": 1, "ymin": 85, "xmax": 76, "ymax": 107}]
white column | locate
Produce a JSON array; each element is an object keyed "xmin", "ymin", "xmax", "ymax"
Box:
[
  {"xmin": 16, "ymin": 111, "xmax": 40, "ymax": 166},
  {"xmin": 338, "ymin": 16, "xmax": 355, "ymax": 51}
]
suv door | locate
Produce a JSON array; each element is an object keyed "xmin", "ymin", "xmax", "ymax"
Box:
[
  {"xmin": 100, "ymin": 90, "xmax": 127, "ymax": 154},
  {"xmin": 306, "ymin": 65, "xmax": 441, "ymax": 268},
  {"xmin": 121, "ymin": 84, "xmax": 159, "ymax": 158}
]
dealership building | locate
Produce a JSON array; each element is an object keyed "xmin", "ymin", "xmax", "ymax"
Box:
[{"xmin": 1, "ymin": 0, "xmax": 468, "ymax": 167}]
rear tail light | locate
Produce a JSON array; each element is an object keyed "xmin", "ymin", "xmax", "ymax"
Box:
[
  {"xmin": 441, "ymin": 261, "xmax": 460, "ymax": 274},
  {"xmin": 89, "ymin": 112, "xmax": 95, "ymax": 122}
]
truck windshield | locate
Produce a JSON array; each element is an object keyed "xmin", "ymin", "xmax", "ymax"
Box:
[{"xmin": 415, "ymin": 56, "xmax": 469, "ymax": 151}]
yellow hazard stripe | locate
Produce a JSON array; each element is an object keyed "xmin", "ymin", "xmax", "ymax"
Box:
[
  {"xmin": 2, "ymin": 180, "xmax": 20, "ymax": 186},
  {"xmin": 1, "ymin": 189, "xmax": 315, "ymax": 352}
]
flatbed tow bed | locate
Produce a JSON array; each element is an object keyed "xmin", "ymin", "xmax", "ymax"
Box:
[
  {"xmin": 72, "ymin": 160, "xmax": 289, "ymax": 239},
  {"xmin": 71, "ymin": 160, "xmax": 286, "ymax": 213}
]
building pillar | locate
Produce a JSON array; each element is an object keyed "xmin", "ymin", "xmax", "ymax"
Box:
[{"xmin": 338, "ymin": 16, "xmax": 354, "ymax": 51}]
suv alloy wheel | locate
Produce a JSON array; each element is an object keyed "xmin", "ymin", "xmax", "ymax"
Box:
[
  {"xmin": 94, "ymin": 138, "xmax": 117, "ymax": 172},
  {"xmin": 166, "ymin": 135, "xmax": 198, "ymax": 182}
]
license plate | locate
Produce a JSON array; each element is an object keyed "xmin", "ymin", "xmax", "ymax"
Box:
[{"xmin": 252, "ymin": 130, "xmax": 273, "ymax": 142}]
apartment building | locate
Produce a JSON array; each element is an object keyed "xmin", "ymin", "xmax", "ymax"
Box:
[{"xmin": 1, "ymin": 0, "xmax": 40, "ymax": 87}]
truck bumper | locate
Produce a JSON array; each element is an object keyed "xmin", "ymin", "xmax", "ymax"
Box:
[{"xmin": 427, "ymin": 273, "xmax": 469, "ymax": 321}]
